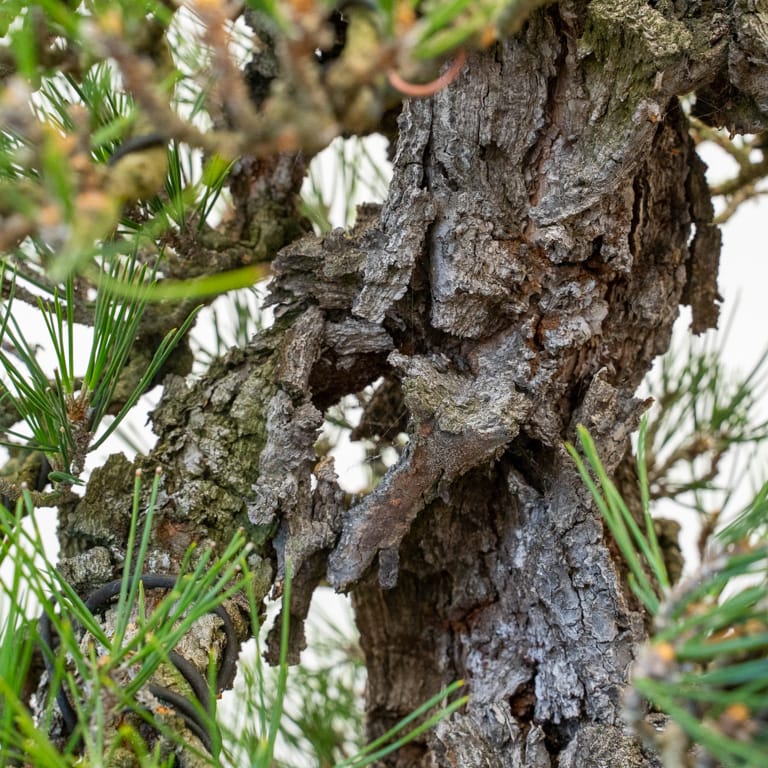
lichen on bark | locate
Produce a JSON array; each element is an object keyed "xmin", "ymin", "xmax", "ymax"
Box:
[{"xmin": 41, "ymin": 1, "xmax": 768, "ymax": 765}]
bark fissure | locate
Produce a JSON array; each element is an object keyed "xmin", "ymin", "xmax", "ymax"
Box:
[
  {"xmin": 327, "ymin": 7, "xmax": 725, "ymax": 766},
  {"xmin": 48, "ymin": 2, "xmax": 768, "ymax": 765}
]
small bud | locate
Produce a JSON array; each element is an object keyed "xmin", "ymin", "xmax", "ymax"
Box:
[{"xmin": 653, "ymin": 641, "xmax": 676, "ymax": 663}]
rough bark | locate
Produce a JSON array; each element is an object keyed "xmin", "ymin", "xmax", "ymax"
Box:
[
  {"xmin": 328, "ymin": 6, "xmax": 723, "ymax": 763},
  {"xmin": 46, "ymin": 0, "xmax": 768, "ymax": 765}
]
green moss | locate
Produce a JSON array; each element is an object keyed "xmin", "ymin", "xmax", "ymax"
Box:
[{"xmin": 582, "ymin": 0, "xmax": 692, "ymax": 82}]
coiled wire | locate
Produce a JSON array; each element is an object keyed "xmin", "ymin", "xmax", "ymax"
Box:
[{"xmin": 38, "ymin": 574, "xmax": 240, "ymax": 755}]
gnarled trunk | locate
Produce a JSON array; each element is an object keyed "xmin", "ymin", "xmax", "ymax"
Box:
[
  {"xmin": 51, "ymin": 2, "xmax": 768, "ymax": 765},
  {"xmin": 322, "ymin": 6, "xmax": 723, "ymax": 765}
]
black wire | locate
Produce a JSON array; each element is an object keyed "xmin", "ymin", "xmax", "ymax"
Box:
[
  {"xmin": 212, "ymin": 602, "xmax": 240, "ymax": 692},
  {"xmin": 168, "ymin": 650, "xmax": 210, "ymax": 711},
  {"xmin": 38, "ymin": 573, "xmax": 240, "ymax": 754},
  {"xmin": 37, "ymin": 603, "xmax": 78, "ymax": 735},
  {"xmin": 83, "ymin": 575, "xmax": 240, "ymax": 697},
  {"xmin": 107, "ymin": 134, "xmax": 168, "ymax": 166},
  {"xmin": 148, "ymin": 684, "xmax": 213, "ymax": 754}
]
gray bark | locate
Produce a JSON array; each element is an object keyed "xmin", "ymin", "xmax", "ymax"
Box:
[{"xmin": 48, "ymin": 1, "xmax": 768, "ymax": 765}]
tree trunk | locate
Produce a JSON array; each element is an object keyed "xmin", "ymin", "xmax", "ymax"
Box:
[
  {"xmin": 50, "ymin": 1, "xmax": 768, "ymax": 765},
  {"xmin": 326, "ymin": 6, "xmax": 724, "ymax": 765}
]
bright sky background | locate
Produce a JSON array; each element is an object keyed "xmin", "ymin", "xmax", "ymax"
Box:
[
  {"xmin": 698, "ymin": 143, "xmax": 766, "ymax": 384},
  {"xmin": 651, "ymin": 142, "xmax": 768, "ymax": 566}
]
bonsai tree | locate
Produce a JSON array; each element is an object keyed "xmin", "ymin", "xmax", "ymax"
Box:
[{"xmin": 0, "ymin": 2, "xmax": 767, "ymax": 766}]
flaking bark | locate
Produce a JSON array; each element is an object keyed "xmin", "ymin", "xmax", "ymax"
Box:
[{"xmin": 46, "ymin": 1, "xmax": 768, "ymax": 765}]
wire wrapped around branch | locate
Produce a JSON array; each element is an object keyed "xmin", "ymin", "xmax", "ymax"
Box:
[{"xmin": 38, "ymin": 573, "xmax": 240, "ymax": 755}]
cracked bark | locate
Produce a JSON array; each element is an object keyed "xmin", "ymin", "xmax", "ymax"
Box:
[{"xmin": 43, "ymin": 1, "xmax": 768, "ymax": 765}]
